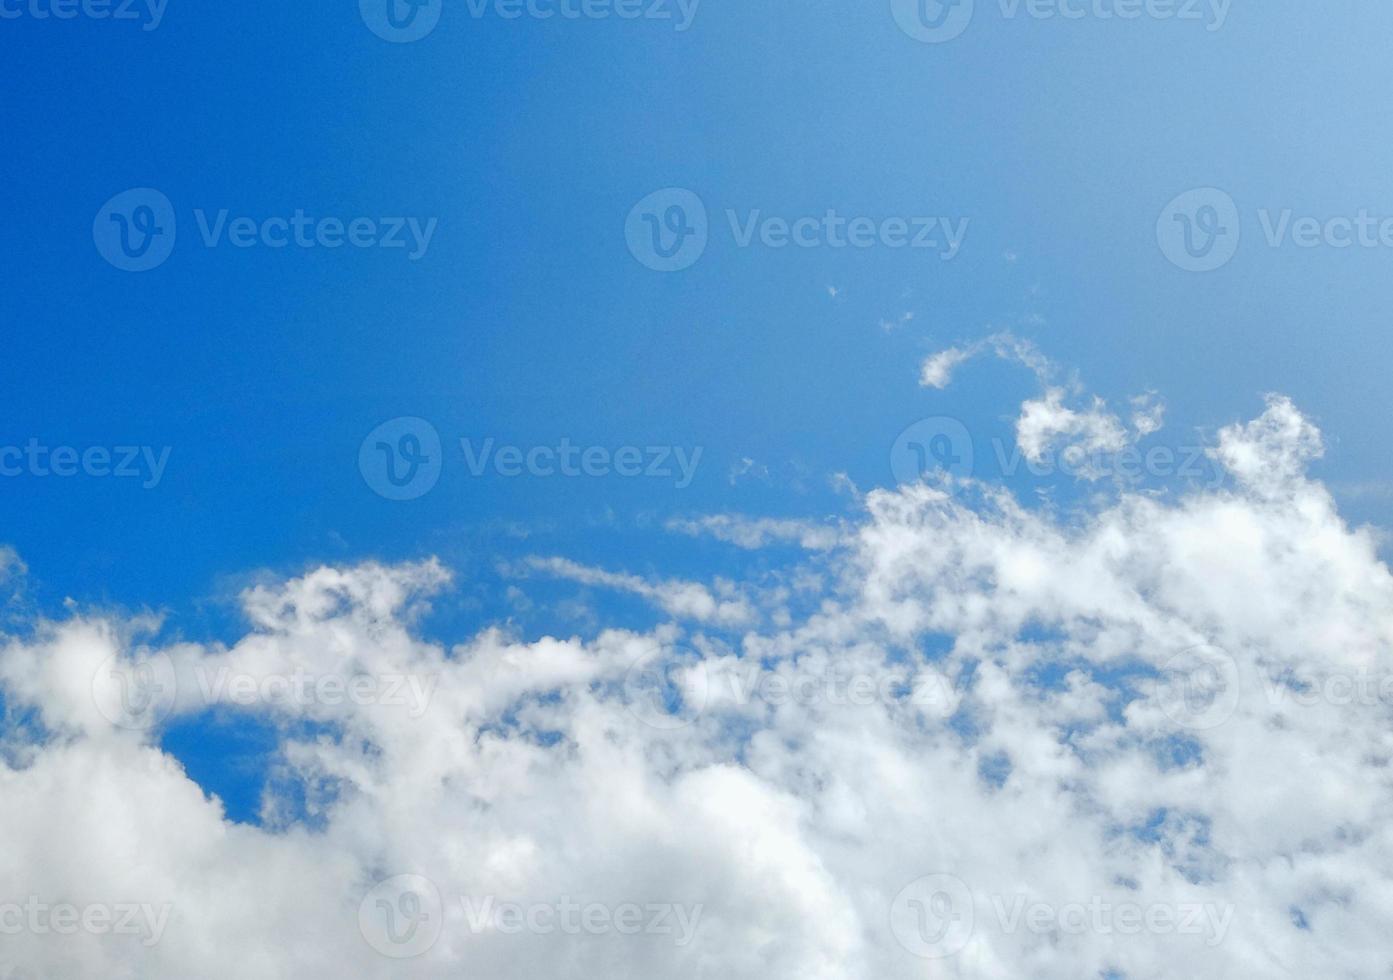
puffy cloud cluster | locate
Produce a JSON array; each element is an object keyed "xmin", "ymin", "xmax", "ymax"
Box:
[
  {"xmin": 921, "ymin": 332, "xmax": 1167, "ymax": 478},
  {"xmin": 1, "ymin": 396, "xmax": 1390, "ymax": 978}
]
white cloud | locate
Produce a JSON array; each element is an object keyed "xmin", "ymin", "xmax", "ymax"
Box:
[
  {"xmin": 0, "ymin": 396, "xmax": 1386, "ymax": 978},
  {"xmin": 665, "ymin": 515, "xmax": 843, "ymax": 551},
  {"xmin": 919, "ymin": 345, "xmax": 973, "ymax": 389},
  {"xmin": 517, "ymin": 556, "xmax": 757, "ymax": 627},
  {"xmin": 920, "ymin": 331, "xmax": 1168, "ymax": 480}
]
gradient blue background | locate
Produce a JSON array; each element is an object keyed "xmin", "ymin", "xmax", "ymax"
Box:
[{"xmin": 3, "ymin": 0, "xmax": 1390, "ymax": 819}]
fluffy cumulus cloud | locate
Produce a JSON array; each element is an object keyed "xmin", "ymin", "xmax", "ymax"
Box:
[{"xmin": 2, "ymin": 395, "xmax": 1392, "ymax": 978}]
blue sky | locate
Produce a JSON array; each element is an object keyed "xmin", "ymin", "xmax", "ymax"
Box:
[
  {"xmin": 5, "ymin": 5, "xmax": 1393, "ymax": 976},
  {"xmin": 4, "ymin": 0, "xmax": 1393, "ymax": 837}
]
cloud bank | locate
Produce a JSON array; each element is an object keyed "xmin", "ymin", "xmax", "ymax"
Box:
[{"xmin": 0, "ymin": 395, "xmax": 1389, "ymax": 978}]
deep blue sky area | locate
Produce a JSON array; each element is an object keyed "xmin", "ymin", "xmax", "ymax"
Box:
[{"xmin": 4, "ymin": 0, "xmax": 1393, "ymax": 637}]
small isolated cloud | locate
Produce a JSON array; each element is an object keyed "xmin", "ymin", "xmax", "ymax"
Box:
[
  {"xmin": 920, "ymin": 332, "xmax": 1166, "ymax": 479},
  {"xmin": 919, "ymin": 345, "xmax": 974, "ymax": 389},
  {"xmin": 518, "ymin": 556, "xmax": 757, "ymax": 628},
  {"xmin": 917, "ymin": 330, "xmax": 1055, "ymax": 390},
  {"xmin": 666, "ymin": 515, "xmax": 843, "ymax": 551}
]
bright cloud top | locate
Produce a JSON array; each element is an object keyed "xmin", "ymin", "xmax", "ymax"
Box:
[{"xmin": 1, "ymin": 393, "xmax": 1389, "ymax": 978}]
